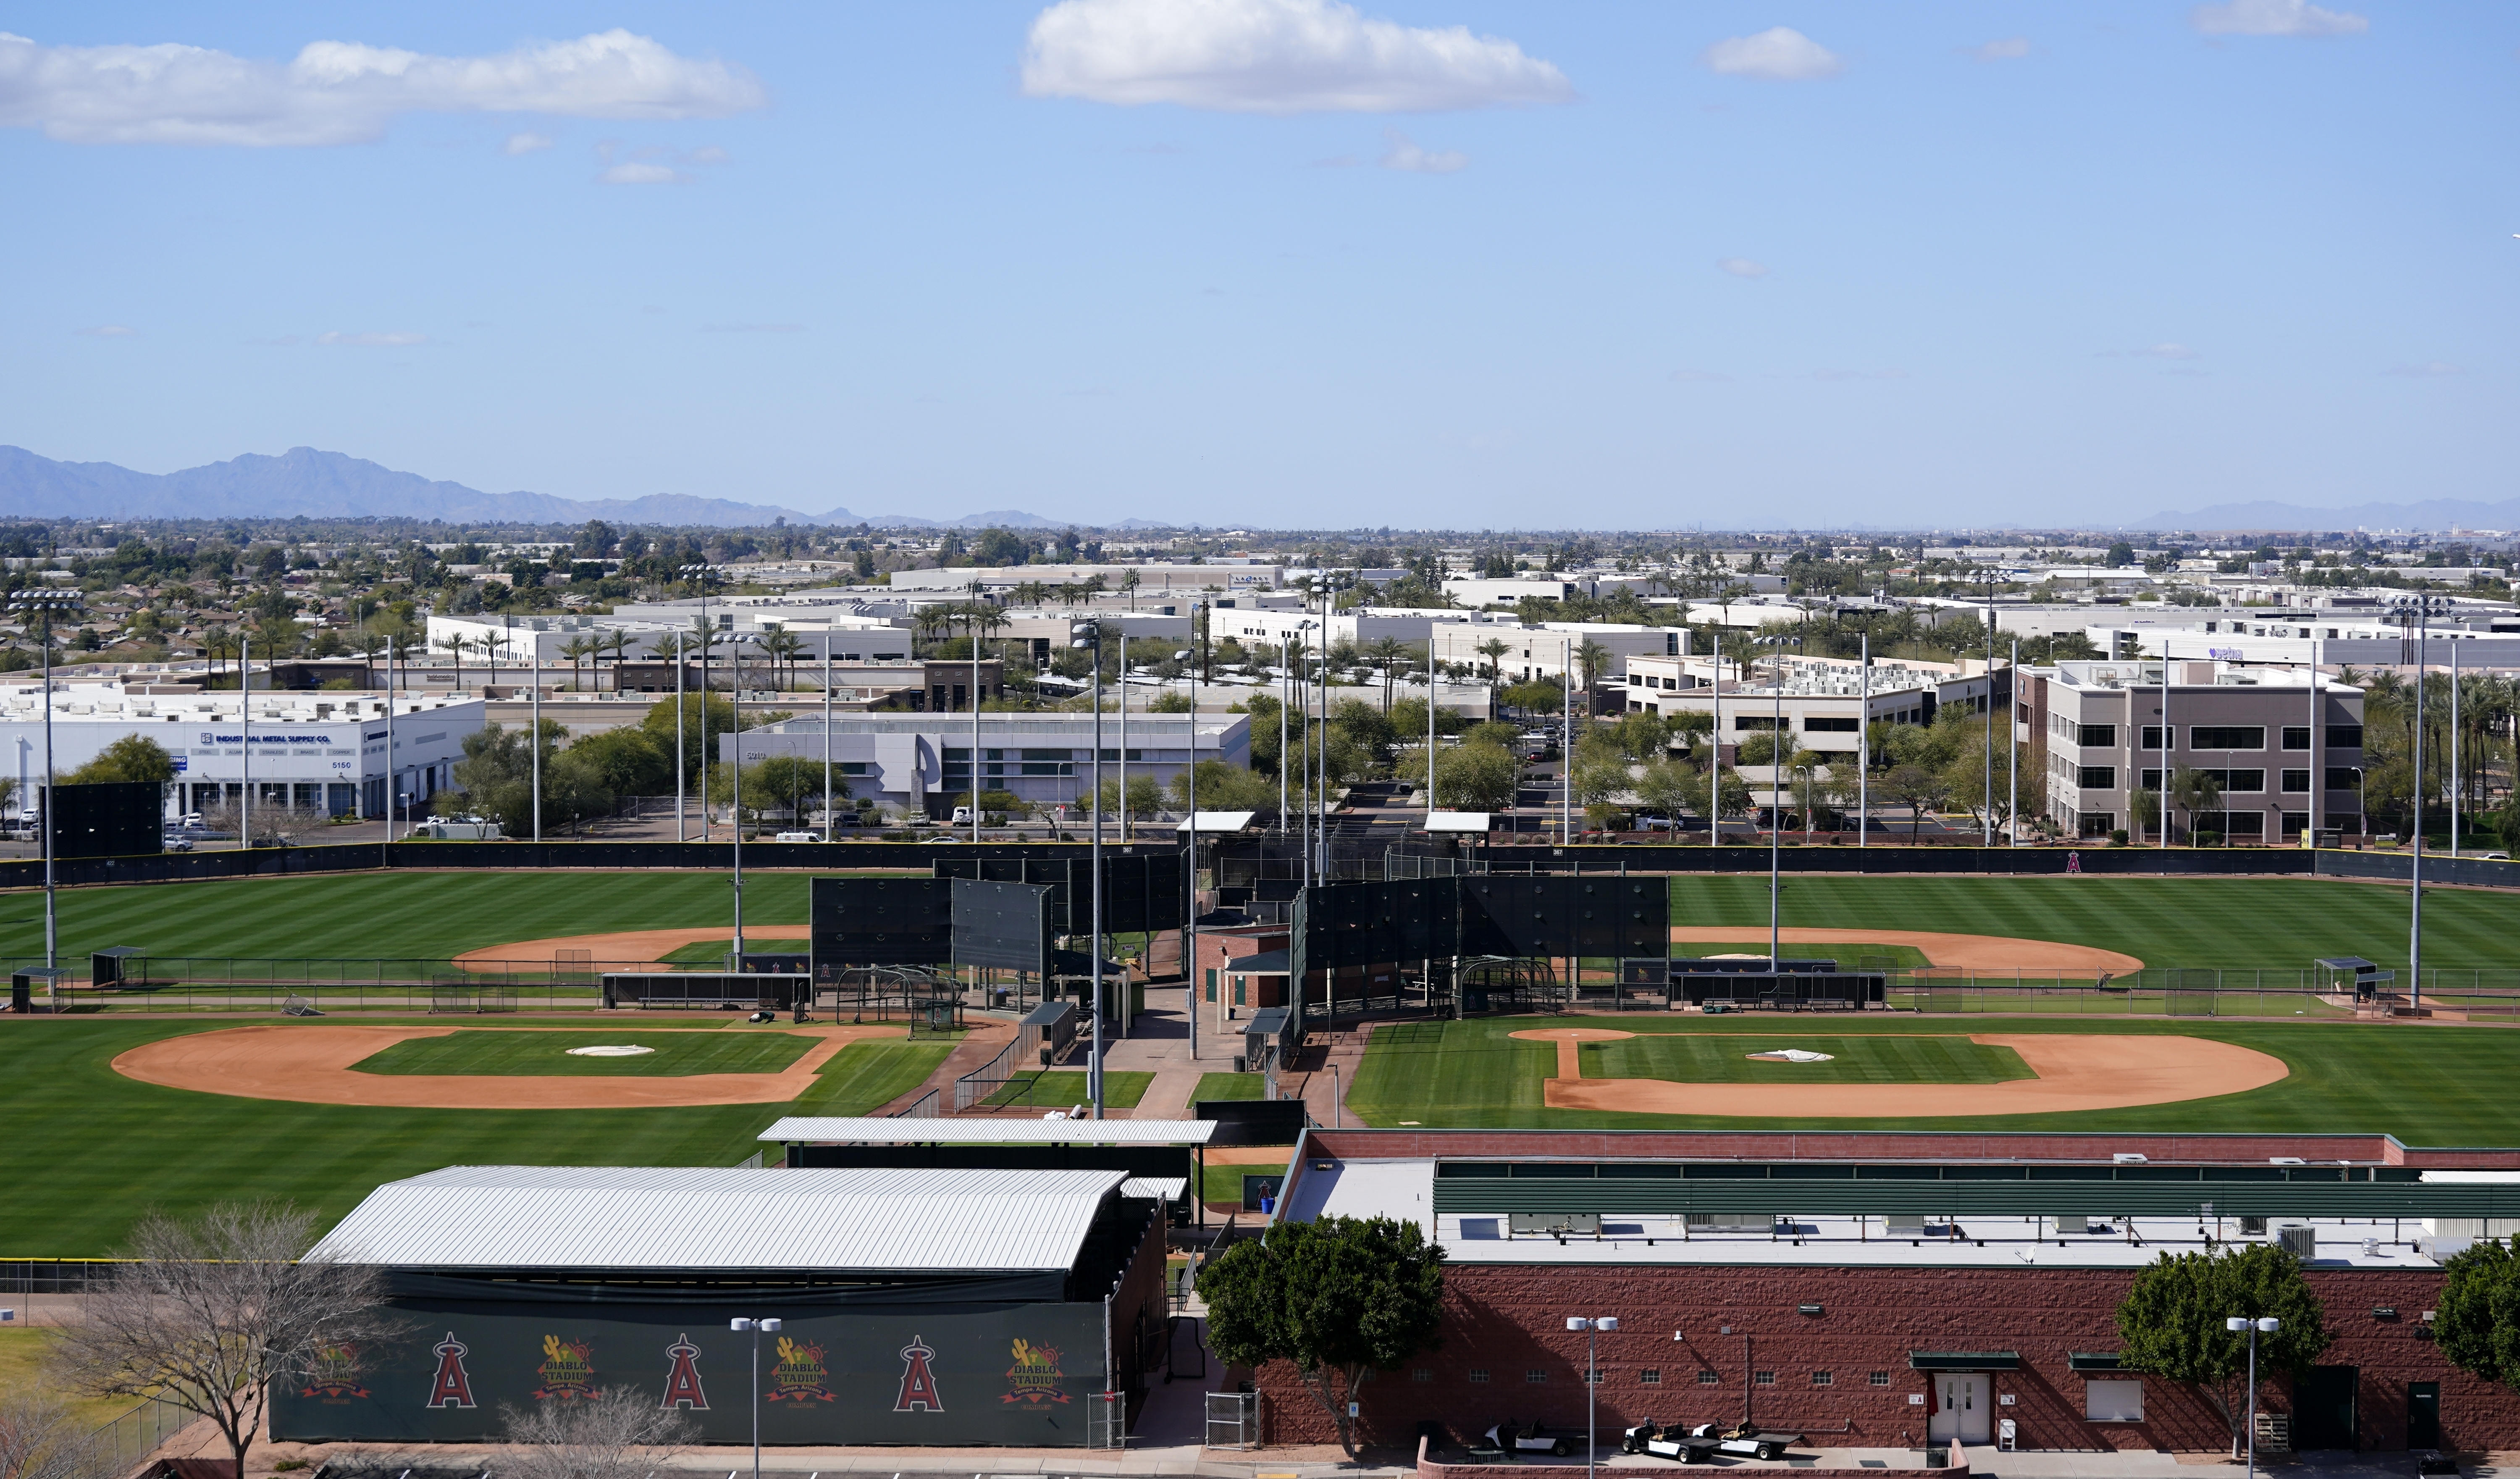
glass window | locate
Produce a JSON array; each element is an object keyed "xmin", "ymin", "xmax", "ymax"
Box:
[
  {"xmin": 1754, "ymin": 1371, "xmax": 1776, "ymax": 1386},
  {"xmin": 1698, "ymin": 1370, "xmax": 1720, "ymax": 1385},
  {"xmin": 1587, "ymin": 1369, "xmax": 1606, "ymax": 1385},
  {"xmin": 1526, "ymin": 1370, "xmax": 1548, "ymax": 1384},
  {"xmin": 2327, "ymin": 725, "xmax": 2364, "ymax": 749},
  {"xmin": 2326, "ymin": 767, "xmax": 2361, "ymax": 792},
  {"xmin": 2140, "ymin": 725, "xmax": 2166, "ymax": 750},
  {"xmin": 2281, "ymin": 726, "xmax": 2311, "ymax": 751},
  {"xmin": 1812, "ymin": 1371, "xmax": 1833, "ymax": 1386},
  {"xmin": 1467, "ymin": 1369, "xmax": 1489, "ymax": 1384},
  {"xmin": 1640, "ymin": 1370, "xmax": 1662, "ymax": 1385},
  {"xmin": 2084, "ymin": 1379, "xmax": 2143, "ymax": 1423},
  {"xmin": 2078, "ymin": 766, "xmax": 2117, "ymax": 789},
  {"xmin": 2079, "ymin": 723, "xmax": 2118, "ymax": 747},
  {"xmin": 2281, "ymin": 769, "xmax": 2311, "ymax": 794},
  {"xmin": 1869, "ymin": 1372, "xmax": 1892, "ymax": 1387},
  {"xmin": 2192, "ymin": 726, "xmax": 2265, "ymax": 750},
  {"xmin": 1803, "ymin": 716, "xmax": 1860, "ymax": 733},
  {"xmin": 1413, "ymin": 1368, "xmax": 1433, "ymax": 1383}
]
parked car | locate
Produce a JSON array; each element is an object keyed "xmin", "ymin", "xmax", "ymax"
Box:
[
  {"xmin": 772, "ymin": 831, "xmax": 819, "ymax": 843},
  {"xmin": 161, "ymin": 835, "xmax": 195, "ymax": 852}
]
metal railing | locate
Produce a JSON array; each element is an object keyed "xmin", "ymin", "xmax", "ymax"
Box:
[
  {"xmin": 89, "ymin": 1396, "xmax": 191, "ymax": 1476},
  {"xmin": 892, "ymin": 1087, "xmax": 941, "ymax": 1118},
  {"xmin": 950, "ymin": 1034, "xmax": 1029, "ymax": 1111}
]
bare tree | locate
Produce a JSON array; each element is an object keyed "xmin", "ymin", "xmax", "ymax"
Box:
[
  {"xmin": 0, "ymin": 1388, "xmax": 110, "ymax": 1479},
  {"xmin": 55, "ymin": 1204, "xmax": 399, "ymax": 1479},
  {"xmin": 498, "ymin": 1387, "xmax": 693, "ymax": 1479}
]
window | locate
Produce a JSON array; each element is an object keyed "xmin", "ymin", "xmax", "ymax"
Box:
[
  {"xmin": 2281, "ymin": 769, "xmax": 2311, "ymax": 794},
  {"xmin": 2079, "ymin": 722, "xmax": 2118, "ymax": 747},
  {"xmin": 1698, "ymin": 1370, "xmax": 1721, "ymax": 1385},
  {"xmin": 2140, "ymin": 768, "xmax": 2164, "ymax": 791},
  {"xmin": 1869, "ymin": 1372, "xmax": 1892, "ymax": 1387},
  {"xmin": 2077, "ymin": 812, "xmax": 2117, "ymax": 838},
  {"xmin": 837, "ymin": 762, "xmax": 871, "ymax": 775},
  {"xmin": 2281, "ymin": 726, "xmax": 2312, "ymax": 751},
  {"xmin": 2328, "ymin": 724, "xmax": 2364, "ymax": 749},
  {"xmin": 1468, "ymin": 1369, "xmax": 1489, "ymax": 1384},
  {"xmin": 2077, "ymin": 766, "xmax": 2117, "ymax": 789},
  {"xmin": 2191, "ymin": 726, "xmax": 2265, "ymax": 751},
  {"xmin": 1640, "ymin": 1370, "xmax": 1662, "ymax": 1385},
  {"xmin": 1803, "ymin": 715, "xmax": 1860, "ymax": 733},
  {"xmin": 2281, "ymin": 812, "xmax": 2309, "ymax": 838},
  {"xmin": 1587, "ymin": 1369, "xmax": 1606, "ymax": 1385},
  {"xmin": 1097, "ymin": 749, "xmax": 1145, "ymax": 761},
  {"xmin": 1413, "ymin": 1369, "xmax": 1433, "ymax": 1383},
  {"xmin": 2084, "ymin": 1379, "xmax": 2144, "ymax": 1423},
  {"xmin": 1754, "ymin": 1371, "xmax": 1776, "ymax": 1386},
  {"xmin": 2326, "ymin": 767, "xmax": 2362, "ymax": 792},
  {"xmin": 1526, "ymin": 1370, "xmax": 1549, "ymax": 1384},
  {"xmin": 2214, "ymin": 769, "xmax": 2267, "ymax": 793},
  {"xmin": 1735, "ymin": 715, "xmax": 1783, "ymax": 730},
  {"xmin": 2140, "ymin": 725, "xmax": 2166, "ymax": 750},
  {"xmin": 1811, "ymin": 1371, "xmax": 1834, "ymax": 1387},
  {"xmin": 2221, "ymin": 810, "xmax": 2266, "ymax": 837}
]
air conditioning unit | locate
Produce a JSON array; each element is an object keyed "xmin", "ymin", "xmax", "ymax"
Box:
[{"xmin": 2278, "ymin": 1225, "xmax": 2318, "ymax": 1260}]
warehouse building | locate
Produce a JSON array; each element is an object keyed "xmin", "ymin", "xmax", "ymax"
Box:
[
  {"xmin": 270, "ymin": 1164, "xmax": 1168, "ymax": 1447},
  {"xmin": 729, "ymin": 712, "xmax": 1250, "ymax": 819},
  {"xmin": 1256, "ymin": 1129, "xmax": 2520, "ymax": 1456}
]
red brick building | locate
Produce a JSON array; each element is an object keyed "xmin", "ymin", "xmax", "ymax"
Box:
[{"xmin": 1244, "ymin": 1129, "xmax": 2520, "ymax": 1456}]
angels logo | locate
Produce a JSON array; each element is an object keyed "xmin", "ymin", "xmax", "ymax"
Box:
[
  {"xmin": 300, "ymin": 1342, "xmax": 368, "ymax": 1402},
  {"xmin": 1000, "ymin": 1337, "xmax": 1069, "ymax": 1405},
  {"xmin": 533, "ymin": 1335, "xmax": 598, "ymax": 1401},
  {"xmin": 425, "ymin": 1332, "xmax": 476, "ymax": 1410},
  {"xmin": 660, "ymin": 1334, "xmax": 709, "ymax": 1411},
  {"xmin": 769, "ymin": 1335, "xmax": 835, "ymax": 1404},
  {"xmin": 893, "ymin": 1335, "xmax": 944, "ymax": 1413}
]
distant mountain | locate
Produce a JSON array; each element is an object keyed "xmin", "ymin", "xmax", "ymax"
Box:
[
  {"xmin": 0, "ymin": 446, "xmax": 1073, "ymax": 530},
  {"xmin": 2132, "ymin": 495, "xmax": 2520, "ymax": 533}
]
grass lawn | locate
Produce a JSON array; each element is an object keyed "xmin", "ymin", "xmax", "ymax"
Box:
[
  {"xmin": 350, "ymin": 1028, "xmax": 817, "ymax": 1077},
  {"xmin": 1671, "ymin": 940, "xmax": 1933, "ymax": 970},
  {"xmin": 1665, "ymin": 875, "xmax": 2518, "ymax": 971},
  {"xmin": 1190, "ymin": 1072, "xmax": 1267, "ymax": 1104},
  {"xmin": 788, "ymin": 1040, "xmax": 956, "ymax": 1115},
  {"xmin": 0, "ymin": 1329, "xmax": 134, "ymax": 1426},
  {"xmin": 982, "ymin": 1069, "xmax": 1153, "ymax": 1109},
  {"xmin": 1585, "ymin": 1032, "xmax": 2032, "ymax": 1085},
  {"xmin": 1348, "ymin": 1012, "xmax": 2520, "ymax": 1140},
  {"xmin": 1200, "ymin": 1161, "xmax": 1288, "ymax": 1207},
  {"xmin": 0, "ymin": 1019, "xmax": 791, "ymax": 1255}
]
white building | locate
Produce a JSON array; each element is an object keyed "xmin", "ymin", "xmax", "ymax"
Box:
[
  {"xmin": 0, "ymin": 683, "xmax": 483, "ymax": 821},
  {"xmin": 885, "ymin": 564, "xmax": 1281, "ymax": 595},
  {"xmin": 1431, "ymin": 622, "xmax": 1687, "ymax": 683},
  {"xmin": 727, "ymin": 712, "xmax": 1252, "ymax": 819},
  {"xmin": 1212, "ymin": 607, "xmax": 1481, "ymax": 653}
]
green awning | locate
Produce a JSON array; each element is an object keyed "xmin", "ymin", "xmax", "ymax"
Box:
[
  {"xmin": 1909, "ymin": 1352, "xmax": 2021, "ymax": 1371},
  {"xmin": 2067, "ymin": 1353, "xmax": 2123, "ymax": 1372}
]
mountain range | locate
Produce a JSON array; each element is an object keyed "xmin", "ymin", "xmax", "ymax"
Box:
[
  {"xmin": 2130, "ymin": 496, "xmax": 2520, "ymax": 534},
  {"xmin": 0, "ymin": 446, "xmax": 1081, "ymax": 530}
]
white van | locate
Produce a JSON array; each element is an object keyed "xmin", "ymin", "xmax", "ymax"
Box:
[{"xmin": 773, "ymin": 831, "xmax": 819, "ymax": 843}]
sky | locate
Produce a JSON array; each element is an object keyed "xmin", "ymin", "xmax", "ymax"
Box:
[{"xmin": 1, "ymin": 1, "xmax": 2515, "ymax": 531}]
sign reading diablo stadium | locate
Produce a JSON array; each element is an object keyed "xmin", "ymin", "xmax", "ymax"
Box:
[{"xmin": 271, "ymin": 1300, "xmax": 1103, "ymax": 1446}]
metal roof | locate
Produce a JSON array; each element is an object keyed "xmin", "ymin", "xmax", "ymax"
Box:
[
  {"xmin": 305, "ymin": 1165, "xmax": 1126, "ymax": 1273},
  {"xmin": 758, "ymin": 1117, "xmax": 1218, "ymax": 1145},
  {"xmin": 1120, "ymin": 1177, "xmax": 1189, "ymax": 1202}
]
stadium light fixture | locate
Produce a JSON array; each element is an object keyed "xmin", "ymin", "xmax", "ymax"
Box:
[
  {"xmin": 1566, "ymin": 1315, "xmax": 1619, "ymax": 1479},
  {"xmin": 729, "ymin": 1315, "xmax": 782, "ymax": 1479},
  {"xmin": 2223, "ymin": 1315, "xmax": 2278, "ymax": 1479},
  {"xmin": 2387, "ymin": 592, "xmax": 2451, "ymax": 1008},
  {"xmin": 8, "ymin": 592, "xmax": 82, "ymax": 976}
]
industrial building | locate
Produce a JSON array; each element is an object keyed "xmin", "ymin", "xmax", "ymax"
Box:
[{"xmin": 728, "ymin": 712, "xmax": 1251, "ymax": 819}]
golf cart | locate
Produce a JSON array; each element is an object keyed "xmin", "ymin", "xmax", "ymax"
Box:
[
  {"xmin": 1695, "ymin": 1420, "xmax": 1805, "ymax": 1461},
  {"xmin": 1483, "ymin": 1419, "xmax": 1577, "ymax": 1457},
  {"xmin": 1622, "ymin": 1420, "xmax": 1719, "ymax": 1463}
]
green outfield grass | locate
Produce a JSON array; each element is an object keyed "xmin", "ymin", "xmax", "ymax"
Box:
[
  {"xmin": 1666, "ymin": 875, "xmax": 2516, "ymax": 970},
  {"xmin": 1671, "ymin": 941, "xmax": 1934, "ymax": 970},
  {"xmin": 1584, "ymin": 1031, "xmax": 2032, "ymax": 1085},
  {"xmin": 1191, "ymin": 1072, "xmax": 1267, "ymax": 1103},
  {"xmin": 351, "ymin": 1028, "xmax": 817, "ymax": 1077},
  {"xmin": 788, "ymin": 1040, "xmax": 956, "ymax": 1116},
  {"xmin": 1348, "ymin": 1013, "xmax": 2520, "ymax": 1139},
  {"xmin": 1201, "ymin": 1161, "xmax": 1286, "ymax": 1207},
  {"xmin": 982, "ymin": 1069, "xmax": 1153, "ymax": 1109}
]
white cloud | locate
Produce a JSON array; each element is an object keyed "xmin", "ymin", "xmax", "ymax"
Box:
[
  {"xmin": 2190, "ymin": 0, "xmax": 2368, "ymax": 37},
  {"xmin": 315, "ymin": 330, "xmax": 427, "ymax": 347},
  {"xmin": 1702, "ymin": 27, "xmax": 1842, "ymax": 81},
  {"xmin": 0, "ymin": 28, "xmax": 767, "ymax": 147},
  {"xmin": 2382, "ymin": 361, "xmax": 2463, "ymax": 378},
  {"xmin": 1380, "ymin": 127, "xmax": 1464, "ymax": 173},
  {"xmin": 2139, "ymin": 342, "xmax": 2200, "ymax": 360},
  {"xmin": 1019, "ymin": 0, "xmax": 1574, "ymax": 113},
  {"xmin": 1964, "ymin": 37, "xmax": 2032, "ymax": 62},
  {"xmin": 1717, "ymin": 257, "xmax": 1768, "ymax": 278},
  {"xmin": 74, "ymin": 324, "xmax": 135, "ymax": 337},
  {"xmin": 502, "ymin": 130, "xmax": 553, "ymax": 155}
]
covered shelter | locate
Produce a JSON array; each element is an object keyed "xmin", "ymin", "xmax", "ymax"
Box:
[{"xmin": 760, "ymin": 1117, "xmax": 1222, "ymax": 1225}]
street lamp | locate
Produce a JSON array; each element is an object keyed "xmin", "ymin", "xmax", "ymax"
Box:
[
  {"xmin": 1073, "ymin": 619, "xmax": 1108, "ymax": 1117},
  {"xmin": 9, "ymin": 592, "xmax": 81, "ymax": 975},
  {"xmin": 2388, "ymin": 592, "xmax": 2450, "ymax": 1007},
  {"xmin": 1566, "ymin": 1315, "xmax": 1620, "ymax": 1479},
  {"xmin": 728, "ymin": 1316, "xmax": 782, "ymax": 1479},
  {"xmin": 2223, "ymin": 1315, "xmax": 2278, "ymax": 1479}
]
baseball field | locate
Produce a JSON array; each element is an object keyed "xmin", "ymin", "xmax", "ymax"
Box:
[{"xmin": 1, "ymin": 868, "xmax": 2516, "ymax": 1256}]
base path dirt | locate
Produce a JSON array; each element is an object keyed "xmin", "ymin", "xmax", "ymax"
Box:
[
  {"xmin": 1509, "ymin": 1026, "xmax": 1635, "ymax": 1080},
  {"xmin": 454, "ymin": 927, "xmax": 811, "ymax": 972},
  {"xmin": 1533, "ymin": 1030, "xmax": 2286, "ymax": 1118},
  {"xmin": 110, "ymin": 1022, "xmax": 905, "ymax": 1109},
  {"xmin": 1674, "ymin": 926, "xmax": 2144, "ymax": 976}
]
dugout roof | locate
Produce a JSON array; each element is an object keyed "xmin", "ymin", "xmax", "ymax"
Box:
[
  {"xmin": 760, "ymin": 1116, "xmax": 1220, "ymax": 1145},
  {"xmin": 306, "ymin": 1164, "xmax": 1128, "ymax": 1275}
]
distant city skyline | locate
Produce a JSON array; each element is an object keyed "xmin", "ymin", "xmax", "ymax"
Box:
[{"xmin": 2, "ymin": 3, "xmax": 2512, "ymax": 529}]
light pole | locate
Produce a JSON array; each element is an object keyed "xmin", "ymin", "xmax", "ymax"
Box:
[
  {"xmin": 1566, "ymin": 1315, "xmax": 1620, "ymax": 1479},
  {"xmin": 729, "ymin": 1316, "xmax": 782, "ymax": 1479},
  {"xmin": 2224, "ymin": 1315, "xmax": 2278, "ymax": 1479},
  {"xmin": 10, "ymin": 593, "xmax": 80, "ymax": 975},
  {"xmin": 1076, "ymin": 619, "xmax": 1108, "ymax": 1116},
  {"xmin": 2389, "ymin": 592, "xmax": 2448, "ymax": 1007},
  {"xmin": 681, "ymin": 565, "xmax": 715, "ymax": 843}
]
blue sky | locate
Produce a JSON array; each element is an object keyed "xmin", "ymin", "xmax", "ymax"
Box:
[{"xmin": 1, "ymin": 2, "xmax": 2513, "ymax": 529}]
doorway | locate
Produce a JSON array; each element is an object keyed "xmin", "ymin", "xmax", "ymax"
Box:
[
  {"xmin": 2292, "ymin": 1365, "xmax": 2359, "ymax": 1450},
  {"xmin": 1929, "ymin": 1374, "xmax": 1990, "ymax": 1444},
  {"xmin": 2407, "ymin": 1382, "xmax": 2440, "ymax": 1450}
]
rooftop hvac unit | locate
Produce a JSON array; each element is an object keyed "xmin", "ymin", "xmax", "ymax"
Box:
[{"xmin": 2278, "ymin": 1225, "xmax": 2317, "ymax": 1260}]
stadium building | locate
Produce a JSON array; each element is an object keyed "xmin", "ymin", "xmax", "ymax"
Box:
[
  {"xmin": 271, "ymin": 1164, "xmax": 1168, "ymax": 1448},
  {"xmin": 1258, "ymin": 1129, "xmax": 2520, "ymax": 1457}
]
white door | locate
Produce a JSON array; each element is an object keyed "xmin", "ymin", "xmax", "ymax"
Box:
[{"xmin": 1929, "ymin": 1375, "xmax": 1990, "ymax": 1444}]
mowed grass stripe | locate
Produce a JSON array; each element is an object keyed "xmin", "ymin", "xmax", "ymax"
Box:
[
  {"xmin": 1665, "ymin": 875, "xmax": 2517, "ymax": 971},
  {"xmin": 351, "ymin": 1029, "xmax": 817, "ymax": 1077},
  {"xmin": 789, "ymin": 1041, "xmax": 956, "ymax": 1116},
  {"xmin": 983, "ymin": 1070, "xmax": 1153, "ymax": 1109},
  {"xmin": 1346, "ymin": 1013, "xmax": 2520, "ymax": 1139},
  {"xmin": 1585, "ymin": 1033, "xmax": 2032, "ymax": 1085}
]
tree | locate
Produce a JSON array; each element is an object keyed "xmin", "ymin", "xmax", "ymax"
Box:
[
  {"xmin": 2435, "ymin": 1234, "xmax": 2520, "ymax": 1389},
  {"xmin": 1365, "ymin": 636, "xmax": 1411, "ymax": 711},
  {"xmin": 2171, "ymin": 765, "xmax": 2223, "ymax": 844},
  {"xmin": 66, "ymin": 735, "xmax": 176, "ymax": 785},
  {"xmin": 1634, "ymin": 757, "xmax": 1698, "ymax": 820},
  {"xmin": 1882, "ymin": 762, "xmax": 1947, "ymax": 841},
  {"xmin": 1167, "ymin": 758, "xmax": 1280, "ymax": 814},
  {"xmin": 56, "ymin": 1203, "xmax": 399, "ymax": 1479},
  {"xmin": 0, "ymin": 1385, "xmax": 110, "ymax": 1479},
  {"xmin": 2115, "ymin": 1243, "xmax": 2331, "ymax": 1452},
  {"xmin": 1429, "ymin": 738, "xmax": 1520, "ymax": 810},
  {"xmin": 1197, "ymin": 1215, "xmax": 1445, "ymax": 1458},
  {"xmin": 499, "ymin": 1385, "xmax": 694, "ymax": 1479},
  {"xmin": 712, "ymin": 756, "xmax": 849, "ymax": 820}
]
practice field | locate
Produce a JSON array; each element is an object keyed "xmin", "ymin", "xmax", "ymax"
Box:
[
  {"xmin": 983, "ymin": 1069, "xmax": 1154, "ymax": 1109},
  {"xmin": 1582, "ymin": 1031, "xmax": 2032, "ymax": 1085},
  {"xmin": 351, "ymin": 1029, "xmax": 818, "ymax": 1077},
  {"xmin": 1674, "ymin": 940, "xmax": 1935, "ymax": 971},
  {"xmin": 1347, "ymin": 1014, "xmax": 2520, "ymax": 1138}
]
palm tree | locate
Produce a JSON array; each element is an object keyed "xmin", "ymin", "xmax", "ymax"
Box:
[
  {"xmin": 202, "ymin": 628, "xmax": 238, "ymax": 683},
  {"xmin": 1475, "ymin": 637, "xmax": 1510, "ymax": 714},
  {"xmin": 557, "ymin": 634, "xmax": 598, "ymax": 692},
  {"xmin": 1365, "ymin": 636, "xmax": 1410, "ymax": 711},
  {"xmin": 1121, "ymin": 568, "xmax": 1142, "ymax": 610},
  {"xmin": 434, "ymin": 629, "xmax": 467, "ymax": 688},
  {"xmin": 1576, "ymin": 638, "xmax": 1612, "ymax": 691},
  {"xmin": 757, "ymin": 626, "xmax": 807, "ymax": 691}
]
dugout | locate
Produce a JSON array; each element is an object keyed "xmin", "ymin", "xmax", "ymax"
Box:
[
  {"xmin": 269, "ymin": 1164, "xmax": 1168, "ymax": 1449},
  {"xmin": 761, "ymin": 1117, "xmax": 1217, "ymax": 1227},
  {"xmin": 601, "ymin": 972, "xmax": 807, "ymax": 1010}
]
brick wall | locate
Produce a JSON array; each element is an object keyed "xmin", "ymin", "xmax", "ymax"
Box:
[{"xmin": 1250, "ymin": 1261, "xmax": 2507, "ymax": 1455}]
